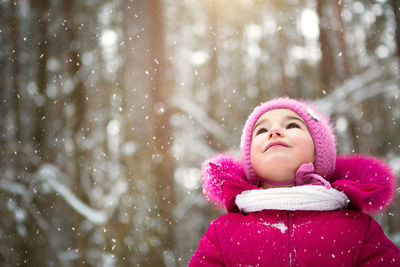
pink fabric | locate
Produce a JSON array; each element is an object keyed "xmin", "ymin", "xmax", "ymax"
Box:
[
  {"xmin": 331, "ymin": 155, "xmax": 397, "ymax": 214},
  {"xmin": 240, "ymin": 97, "xmax": 336, "ymax": 185},
  {"xmin": 201, "ymin": 154, "xmax": 258, "ymax": 212},
  {"xmin": 192, "ymin": 153, "xmax": 400, "ymax": 266},
  {"xmin": 189, "ymin": 210, "xmax": 400, "ymax": 266},
  {"xmin": 295, "ymin": 163, "xmax": 331, "ymax": 189}
]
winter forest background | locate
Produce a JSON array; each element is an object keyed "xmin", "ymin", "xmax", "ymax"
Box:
[{"xmin": 1, "ymin": 0, "xmax": 400, "ymax": 266}]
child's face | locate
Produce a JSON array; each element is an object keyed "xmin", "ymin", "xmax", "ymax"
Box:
[{"xmin": 250, "ymin": 108, "xmax": 315, "ymax": 186}]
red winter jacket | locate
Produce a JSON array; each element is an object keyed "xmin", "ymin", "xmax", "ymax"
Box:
[{"xmin": 189, "ymin": 154, "xmax": 400, "ymax": 266}]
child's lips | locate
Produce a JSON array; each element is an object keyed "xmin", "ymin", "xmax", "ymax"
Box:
[{"xmin": 264, "ymin": 141, "xmax": 289, "ymax": 152}]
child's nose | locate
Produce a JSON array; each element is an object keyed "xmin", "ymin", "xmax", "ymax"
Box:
[{"xmin": 268, "ymin": 128, "xmax": 282, "ymax": 139}]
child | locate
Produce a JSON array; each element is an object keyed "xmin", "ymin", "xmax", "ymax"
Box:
[{"xmin": 189, "ymin": 97, "xmax": 400, "ymax": 266}]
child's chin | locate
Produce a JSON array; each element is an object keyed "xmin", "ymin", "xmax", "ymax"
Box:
[
  {"xmin": 263, "ymin": 154, "xmax": 294, "ymax": 165},
  {"xmin": 257, "ymin": 166, "xmax": 296, "ymax": 180}
]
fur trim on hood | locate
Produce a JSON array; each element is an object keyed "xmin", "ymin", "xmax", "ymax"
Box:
[
  {"xmin": 201, "ymin": 154, "xmax": 397, "ymax": 214},
  {"xmin": 201, "ymin": 154, "xmax": 257, "ymax": 212},
  {"xmin": 331, "ymin": 155, "xmax": 397, "ymax": 214}
]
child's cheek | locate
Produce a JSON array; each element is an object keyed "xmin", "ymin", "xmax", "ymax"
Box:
[
  {"xmin": 250, "ymin": 137, "xmax": 262, "ymax": 163},
  {"xmin": 252, "ymin": 136, "xmax": 263, "ymax": 152},
  {"xmin": 293, "ymin": 132, "xmax": 315, "ymax": 163}
]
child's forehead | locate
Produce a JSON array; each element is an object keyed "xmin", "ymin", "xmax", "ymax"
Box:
[{"xmin": 256, "ymin": 108, "xmax": 303, "ymax": 122}]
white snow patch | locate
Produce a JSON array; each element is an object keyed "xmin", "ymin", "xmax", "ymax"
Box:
[
  {"xmin": 271, "ymin": 223, "xmax": 288, "ymax": 234},
  {"xmin": 190, "ymin": 50, "xmax": 209, "ymax": 65},
  {"xmin": 174, "ymin": 168, "xmax": 200, "ymax": 190},
  {"xmin": 260, "ymin": 222, "xmax": 288, "ymax": 234},
  {"xmin": 300, "ymin": 9, "xmax": 319, "ymax": 39}
]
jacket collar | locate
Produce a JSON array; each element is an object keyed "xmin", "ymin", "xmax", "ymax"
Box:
[{"xmin": 201, "ymin": 154, "xmax": 396, "ymax": 214}]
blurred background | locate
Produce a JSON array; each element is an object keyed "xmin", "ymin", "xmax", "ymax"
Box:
[{"xmin": 0, "ymin": 0, "xmax": 399, "ymax": 266}]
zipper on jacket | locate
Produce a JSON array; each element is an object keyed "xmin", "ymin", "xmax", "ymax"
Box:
[{"xmin": 287, "ymin": 211, "xmax": 292, "ymax": 267}]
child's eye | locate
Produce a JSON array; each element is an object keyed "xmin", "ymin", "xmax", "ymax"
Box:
[
  {"xmin": 256, "ymin": 128, "xmax": 268, "ymax": 135},
  {"xmin": 287, "ymin": 122, "xmax": 300, "ymax": 129}
]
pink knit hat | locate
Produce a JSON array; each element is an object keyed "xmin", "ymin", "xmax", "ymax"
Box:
[{"xmin": 240, "ymin": 97, "xmax": 336, "ymax": 185}]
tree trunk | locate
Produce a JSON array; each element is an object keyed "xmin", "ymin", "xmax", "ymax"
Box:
[
  {"xmin": 335, "ymin": 0, "xmax": 351, "ymax": 78},
  {"xmin": 10, "ymin": 0, "xmax": 22, "ymax": 148},
  {"xmin": 0, "ymin": 3, "xmax": 6, "ymax": 165},
  {"xmin": 121, "ymin": 0, "xmax": 165, "ymax": 265},
  {"xmin": 34, "ymin": 0, "xmax": 49, "ymax": 163},
  {"xmin": 205, "ymin": 1, "xmax": 225, "ymax": 151},
  {"xmin": 61, "ymin": 1, "xmax": 88, "ymax": 266},
  {"xmin": 9, "ymin": 1, "xmax": 27, "ymax": 265},
  {"xmin": 277, "ymin": 29, "xmax": 289, "ymax": 95},
  {"xmin": 391, "ymin": 0, "xmax": 400, "ymax": 63},
  {"xmin": 149, "ymin": 0, "xmax": 176, "ymax": 263},
  {"xmin": 316, "ymin": 0, "xmax": 337, "ymax": 94}
]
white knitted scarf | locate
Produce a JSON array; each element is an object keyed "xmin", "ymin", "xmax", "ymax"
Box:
[{"xmin": 235, "ymin": 185, "xmax": 349, "ymax": 213}]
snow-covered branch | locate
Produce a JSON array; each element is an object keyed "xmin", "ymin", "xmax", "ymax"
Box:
[
  {"xmin": 33, "ymin": 164, "xmax": 112, "ymax": 225},
  {"xmin": 0, "ymin": 179, "xmax": 27, "ymax": 196},
  {"xmin": 169, "ymin": 95, "xmax": 228, "ymax": 141},
  {"xmin": 316, "ymin": 66, "xmax": 387, "ymax": 114},
  {"xmin": 350, "ymin": 77, "xmax": 400, "ymax": 104}
]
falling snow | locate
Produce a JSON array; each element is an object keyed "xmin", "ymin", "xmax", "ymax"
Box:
[{"xmin": 0, "ymin": 0, "xmax": 399, "ymax": 266}]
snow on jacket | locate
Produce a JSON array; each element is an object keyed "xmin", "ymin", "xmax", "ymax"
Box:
[{"xmin": 189, "ymin": 154, "xmax": 400, "ymax": 266}]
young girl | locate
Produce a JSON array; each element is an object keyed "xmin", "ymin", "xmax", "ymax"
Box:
[{"xmin": 189, "ymin": 97, "xmax": 400, "ymax": 266}]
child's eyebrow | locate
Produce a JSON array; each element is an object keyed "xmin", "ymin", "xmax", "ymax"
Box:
[
  {"xmin": 253, "ymin": 118, "xmax": 268, "ymax": 131},
  {"xmin": 286, "ymin": 116, "xmax": 306, "ymax": 124},
  {"xmin": 253, "ymin": 115, "xmax": 305, "ymax": 132}
]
